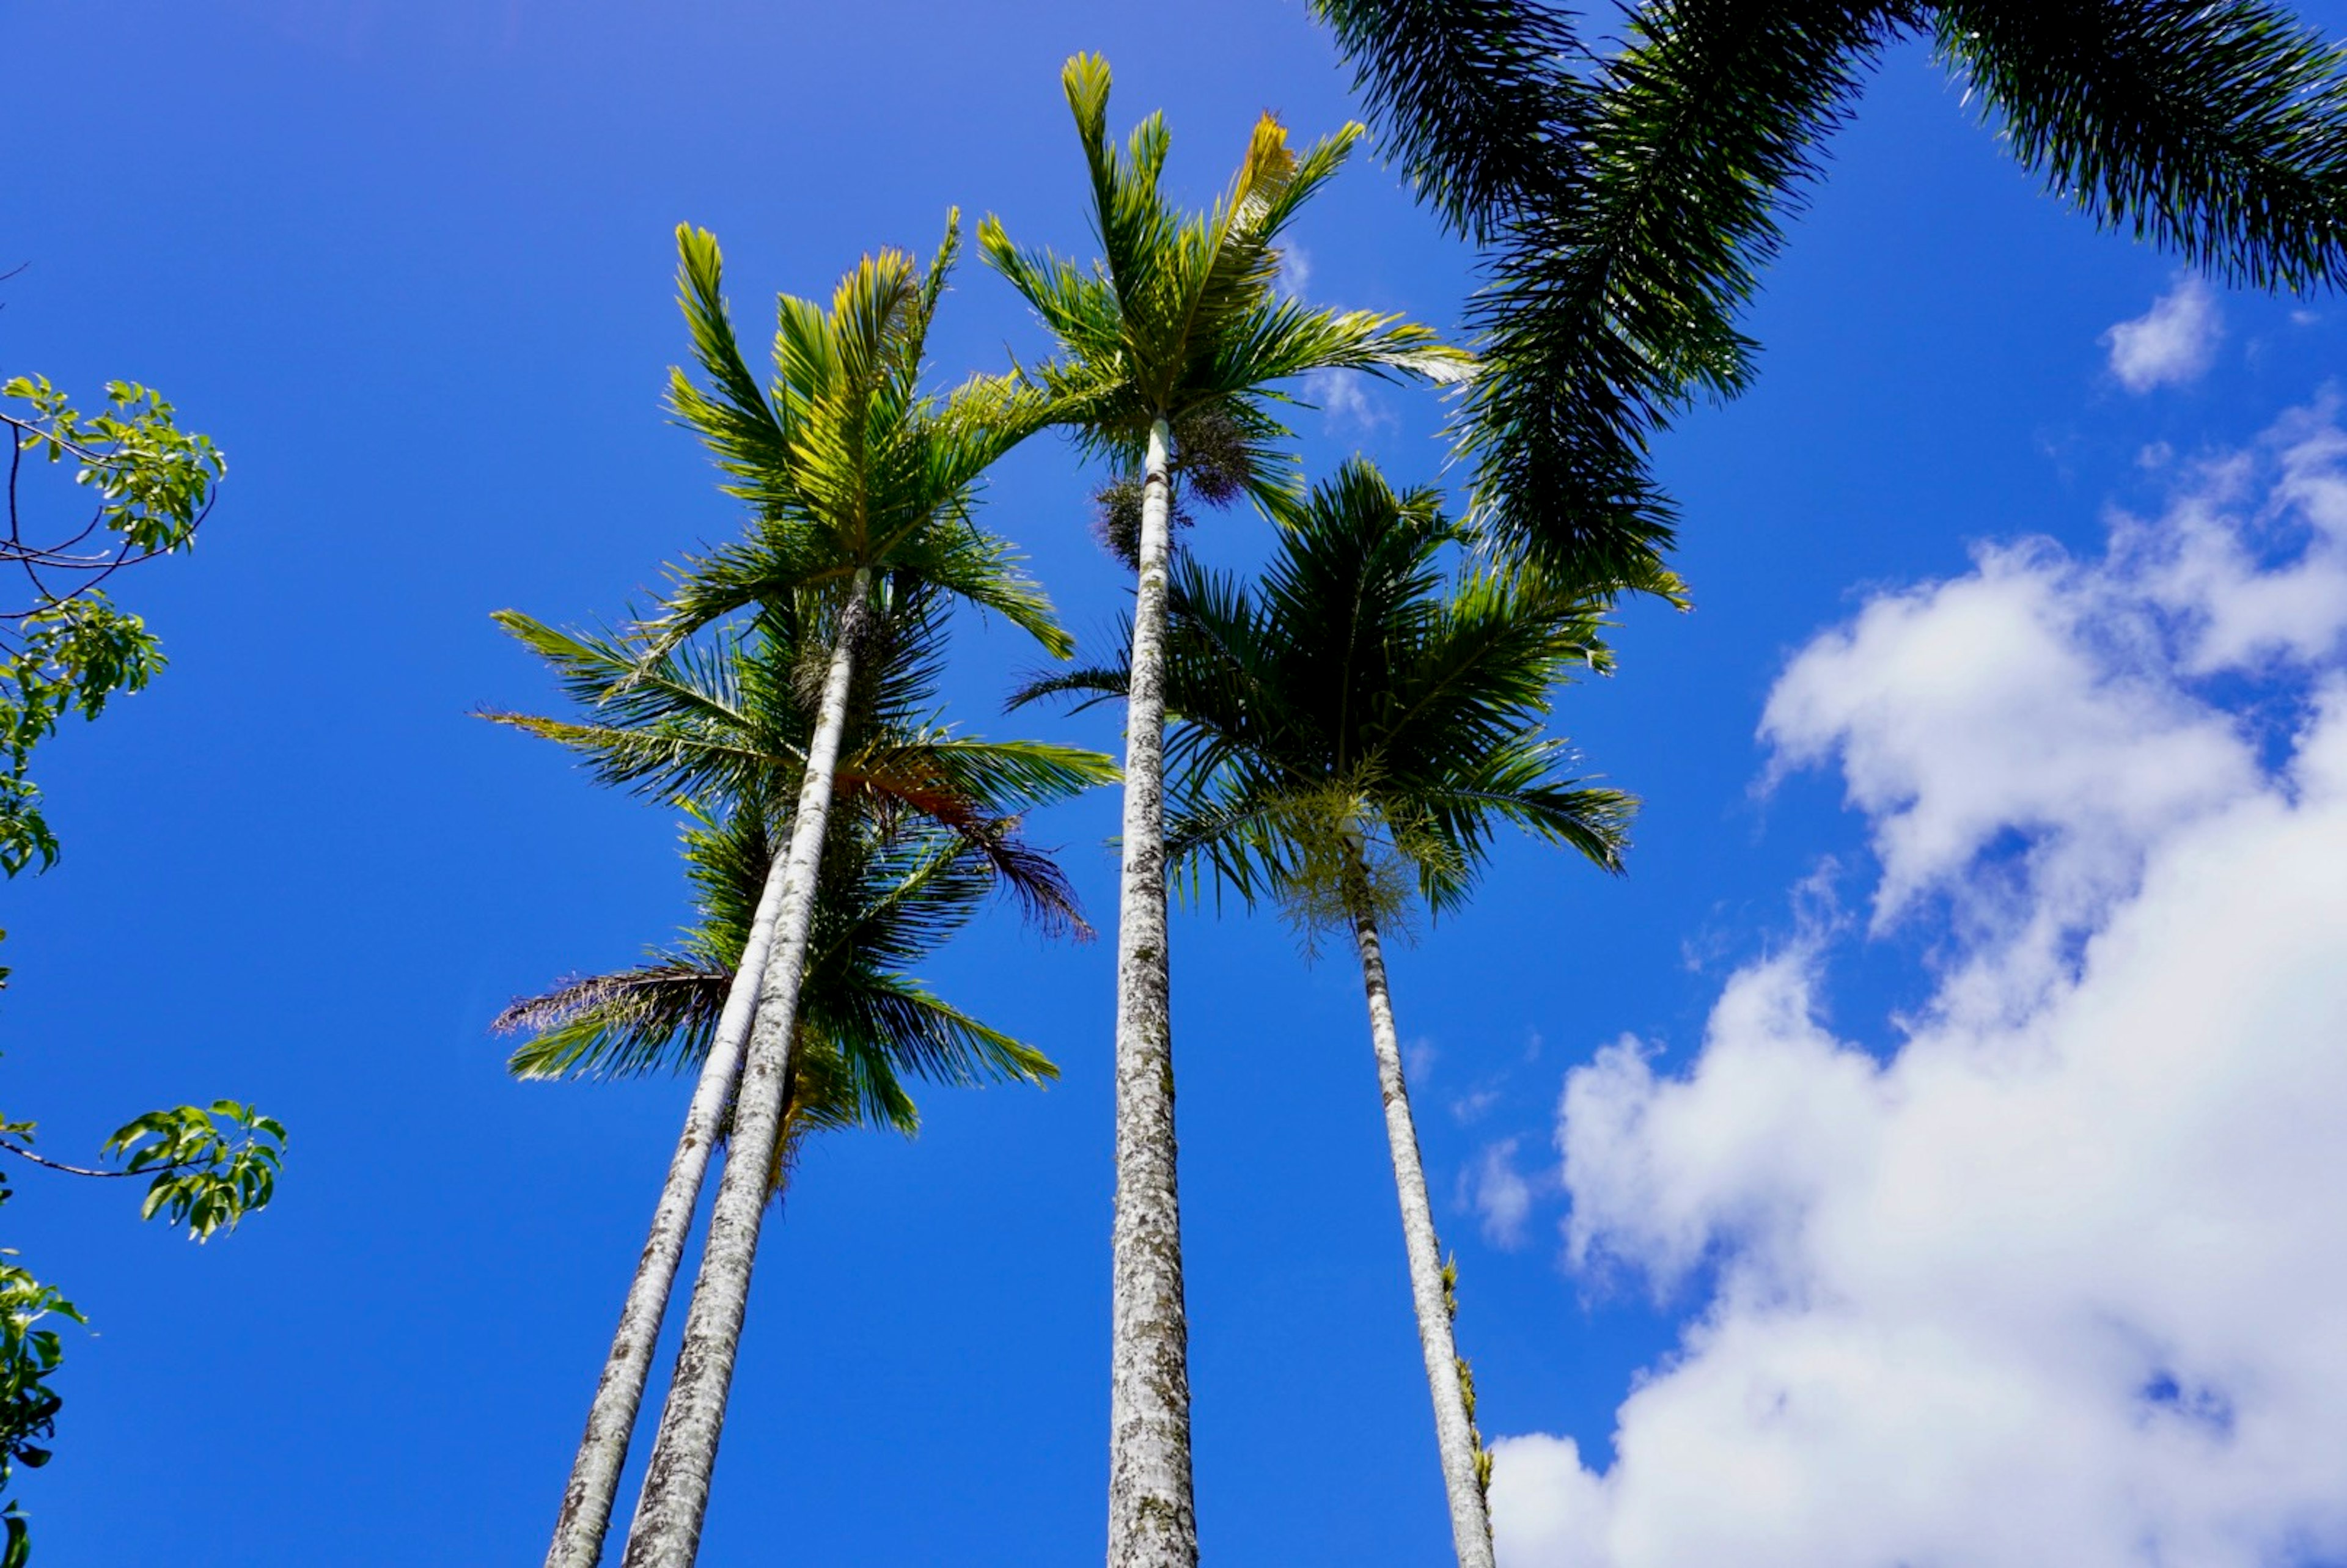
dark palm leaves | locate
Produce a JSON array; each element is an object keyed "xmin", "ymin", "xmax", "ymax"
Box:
[
  {"xmin": 1313, "ymin": 0, "xmax": 2347, "ymax": 586},
  {"xmin": 1018, "ymin": 460, "xmax": 1640, "ymax": 921},
  {"xmin": 1312, "ymin": 0, "xmax": 1590, "ymax": 238}
]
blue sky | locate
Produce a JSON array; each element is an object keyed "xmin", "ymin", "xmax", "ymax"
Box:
[{"xmin": 7, "ymin": 4, "xmax": 2347, "ymax": 1565}]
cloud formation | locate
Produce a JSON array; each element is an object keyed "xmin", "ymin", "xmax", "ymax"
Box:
[
  {"xmin": 2103, "ymin": 276, "xmax": 2223, "ymax": 392},
  {"xmin": 1493, "ymin": 402, "xmax": 2347, "ymax": 1568},
  {"xmin": 1304, "ymin": 366, "xmax": 1394, "ymax": 433},
  {"xmin": 1470, "ymin": 1138, "xmax": 1536, "ymax": 1248},
  {"xmin": 1279, "ymin": 241, "xmax": 1313, "ymax": 297}
]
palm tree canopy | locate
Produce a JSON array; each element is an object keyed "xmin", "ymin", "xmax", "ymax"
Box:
[
  {"xmin": 978, "ymin": 53, "xmax": 1474, "ymax": 518},
  {"xmin": 484, "ymin": 583, "xmax": 1115, "ymax": 930},
  {"xmin": 494, "ymin": 797, "xmax": 1059, "ymax": 1191},
  {"xmin": 1018, "ymin": 458, "xmax": 1644, "ymax": 922},
  {"xmin": 1312, "ymin": 0, "xmax": 2347, "ymax": 583},
  {"xmin": 652, "ymin": 218, "xmax": 1071, "ymax": 654}
]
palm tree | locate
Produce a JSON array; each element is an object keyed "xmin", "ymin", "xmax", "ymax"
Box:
[
  {"xmin": 592, "ymin": 220, "xmax": 1081, "ymax": 1568},
  {"xmin": 1312, "ymin": 0, "xmax": 2347, "ymax": 585},
  {"xmin": 979, "ymin": 56, "xmax": 1472, "ymax": 1568},
  {"xmin": 490, "ymin": 587, "xmax": 1107, "ymax": 1568},
  {"xmin": 1019, "ymin": 460, "xmax": 1659, "ymax": 1568},
  {"xmin": 503, "ymin": 794, "xmax": 1076, "ymax": 1553},
  {"xmin": 498, "ymin": 791, "xmax": 1076, "ymax": 1198}
]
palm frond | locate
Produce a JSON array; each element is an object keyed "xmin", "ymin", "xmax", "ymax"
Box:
[
  {"xmin": 1322, "ymin": 1, "xmax": 2347, "ymax": 589},
  {"xmin": 496, "ymin": 957, "xmax": 730, "ymax": 1080},
  {"xmin": 1311, "ymin": 0, "xmax": 1590, "ymax": 238},
  {"xmin": 1111, "ymin": 456, "xmax": 1634, "ymax": 931},
  {"xmin": 984, "ymin": 52, "xmax": 1467, "ymax": 511},
  {"xmin": 1936, "ymin": 0, "xmax": 2347, "ymax": 293}
]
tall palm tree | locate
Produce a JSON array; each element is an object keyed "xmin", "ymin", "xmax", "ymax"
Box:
[
  {"xmin": 1019, "ymin": 460, "xmax": 1659, "ymax": 1568},
  {"xmin": 491, "ymin": 587, "xmax": 1107, "ymax": 1568},
  {"xmin": 979, "ymin": 57, "xmax": 1471, "ymax": 1568},
  {"xmin": 598, "ymin": 221, "xmax": 1079, "ymax": 1568},
  {"xmin": 1312, "ymin": 0, "xmax": 2347, "ymax": 585}
]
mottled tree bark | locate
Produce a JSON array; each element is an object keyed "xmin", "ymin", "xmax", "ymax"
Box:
[
  {"xmin": 1106, "ymin": 417, "xmax": 1197, "ymax": 1568},
  {"xmin": 620, "ymin": 571, "xmax": 873, "ymax": 1568},
  {"xmin": 542, "ymin": 848, "xmax": 795, "ymax": 1568},
  {"xmin": 1351, "ymin": 897, "xmax": 1495, "ymax": 1568}
]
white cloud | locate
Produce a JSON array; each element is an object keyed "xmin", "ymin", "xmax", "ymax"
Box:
[
  {"xmin": 1452, "ymin": 1086, "xmax": 1503, "ymax": 1125},
  {"xmin": 1279, "ymin": 241, "xmax": 1312, "ymax": 298},
  {"xmin": 1494, "ymin": 401, "xmax": 2347, "ymax": 1568},
  {"xmin": 1405, "ymin": 1036, "xmax": 1440, "ymax": 1084},
  {"xmin": 1304, "ymin": 367, "xmax": 1394, "ymax": 433},
  {"xmin": 1471, "ymin": 1138, "xmax": 1537, "ymax": 1248},
  {"xmin": 2117, "ymin": 399, "xmax": 2347, "ymax": 676},
  {"xmin": 2103, "ymin": 275, "xmax": 2223, "ymax": 392}
]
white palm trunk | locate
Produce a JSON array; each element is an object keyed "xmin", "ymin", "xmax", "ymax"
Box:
[
  {"xmin": 542, "ymin": 846, "xmax": 796, "ymax": 1568},
  {"xmin": 620, "ymin": 570, "xmax": 874, "ymax": 1568},
  {"xmin": 1106, "ymin": 417, "xmax": 1197, "ymax": 1568},
  {"xmin": 1351, "ymin": 898, "xmax": 1496, "ymax": 1568}
]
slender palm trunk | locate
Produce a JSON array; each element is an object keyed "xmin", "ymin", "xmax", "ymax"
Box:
[
  {"xmin": 1107, "ymin": 416, "xmax": 1197, "ymax": 1568},
  {"xmin": 542, "ymin": 847, "xmax": 795, "ymax": 1568},
  {"xmin": 620, "ymin": 569, "xmax": 875, "ymax": 1568},
  {"xmin": 1350, "ymin": 893, "xmax": 1495, "ymax": 1568}
]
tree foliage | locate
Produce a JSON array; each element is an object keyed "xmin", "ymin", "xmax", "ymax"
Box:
[
  {"xmin": 0, "ymin": 1099, "xmax": 285, "ymax": 1558},
  {"xmin": 1, "ymin": 375, "xmax": 222, "ymax": 881},
  {"xmin": 980, "ymin": 52, "xmax": 1472, "ymax": 521},
  {"xmin": 1019, "ymin": 458, "xmax": 1656, "ymax": 935},
  {"xmin": 0, "ymin": 362, "xmax": 275, "ymax": 1566},
  {"xmin": 1312, "ymin": 0, "xmax": 2347, "ymax": 586}
]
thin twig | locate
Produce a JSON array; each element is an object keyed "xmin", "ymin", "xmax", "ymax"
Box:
[{"xmin": 0, "ymin": 1138, "xmax": 147, "ymax": 1178}]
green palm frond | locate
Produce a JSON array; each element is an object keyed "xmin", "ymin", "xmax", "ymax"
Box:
[
  {"xmin": 489, "ymin": 589, "xmax": 1112, "ymax": 860},
  {"xmin": 1934, "ymin": 1, "xmax": 2347, "ymax": 293},
  {"xmin": 982, "ymin": 53, "xmax": 1473, "ymax": 526},
  {"xmin": 650, "ymin": 218, "xmax": 1072, "ymax": 659},
  {"xmin": 1021, "ymin": 456, "xmax": 1633, "ymax": 931},
  {"xmin": 499, "ymin": 803, "xmax": 1061, "ymax": 1157},
  {"xmin": 1461, "ymin": 2, "xmax": 1897, "ymax": 587},
  {"xmin": 497, "ymin": 958, "xmax": 732, "ymax": 1081}
]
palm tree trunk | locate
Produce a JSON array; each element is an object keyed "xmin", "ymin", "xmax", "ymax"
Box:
[
  {"xmin": 1107, "ymin": 416, "xmax": 1197, "ymax": 1568},
  {"xmin": 620, "ymin": 569, "xmax": 875, "ymax": 1568},
  {"xmin": 1350, "ymin": 892, "xmax": 1496, "ymax": 1568},
  {"xmin": 542, "ymin": 848, "xmax": 796, "ymax": 1568}
]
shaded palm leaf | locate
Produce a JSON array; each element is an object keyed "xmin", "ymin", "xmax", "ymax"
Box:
[{"xmin": 1318, "ymin": 0, "xmax": 2347, "ymax": 588}]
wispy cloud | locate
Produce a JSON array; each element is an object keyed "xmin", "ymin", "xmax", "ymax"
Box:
[
  {"xmin": 1450, "ymin": 1087, "xmax": 1502, "ymax": 1126},
  {"xmin": 1304, "ymin": 367, "xmax": 1395, "ymax": 434},
  {"xmin": 1278, "ymin": 242, "xmax": 1312, "ymax": 298},
  {"xmin": 1404, "ymin": 1036, "xmax": 1439, "ymax": 1084},
  {"xmin": 2102, "ymin": 275, "xmax": 2222, "ymax": 392},
  {"xmin": 1471, "ymin": 1138, "xmax": 1535, "ymax": 1249}
]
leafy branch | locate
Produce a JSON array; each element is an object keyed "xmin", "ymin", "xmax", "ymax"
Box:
[{"xmin": 0, "ymin": 375, "xmax": 224, "ymax": 881}]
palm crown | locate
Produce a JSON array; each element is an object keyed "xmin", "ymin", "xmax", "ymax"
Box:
[
  {"xmin": 653, "ymin": 219, "xmax": 1069, "ymax": 651},
  {"xmin": 496, "ymin": 793, "xmax": 1060, "ymax": 1168},
  {"xmin": 487, "ymin": 586, "xmax": 1110, "ymax": 916},
  {"xmin": 978, "ymin": 53, "xmax": 1472, "ymax": 518},
  {"xmin": 1022, "ymin": 458, "xmax": 1637, "ymax": 925}
]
